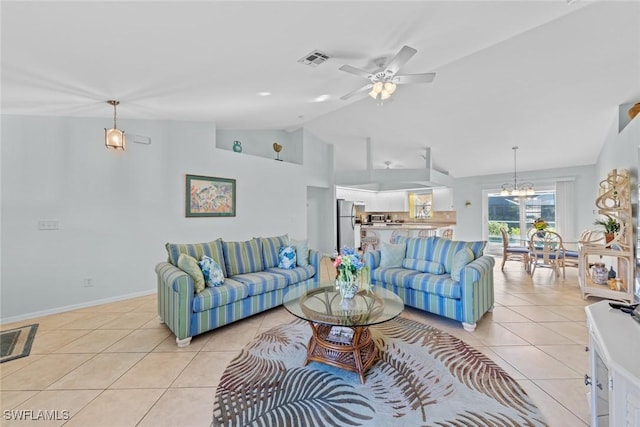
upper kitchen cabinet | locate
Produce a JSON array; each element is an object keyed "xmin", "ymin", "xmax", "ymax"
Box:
[
  {"xmin": 432, "ymin": 188, "xmax": 454, "ymax": 211},
  {"xmin": 336, "ymin": 188, "xmax": 408, "ymax": 212},
  {"xmin": 372, "ymin": 191, "xmax": 408, "ymax": 212}
]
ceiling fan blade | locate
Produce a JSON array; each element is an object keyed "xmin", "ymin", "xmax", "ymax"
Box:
[
  {"xmin": 383, "ymin": 45, "xmax": 417, "ymax": 76},
  {"xmin": 340, "ymin": 83, "xmax": 373, "ymax": 100},
  {"xmin": 339, "ymin": 65, "xmax": 373, "ymax": 80},
  {"xmin": 393, "ymin": 73, "xmax": 436, "ymax": 84}
]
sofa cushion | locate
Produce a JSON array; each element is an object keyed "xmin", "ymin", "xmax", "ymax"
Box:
[
  {"xmin": 372, "ymin": 267, "xmax": 419, "ymax": 288},
  {"xmin": 402, "ymin": 258, "xmax": 445, "ymax": 274},
  {"xmin": 278, "ymin": 245, "xmax": 297, "ymax": 269},
  {"xmin": 266, "ymin": 266, "xmax": 315, "ymax": 284},
  {"xmin": 224, "ymin": 238, "xmax": 264, "ymax": 276},
  {"xmin": 232, "ymin": 271, "xmax": 288, "ymax": 296},
  {"xmin": 166, "ymin": 239, "xmax": 227, "ymax": 277},
  {"xmin": 199, "ymin": 255, "xmax": 225, "ymax": 287},
  {"xmin": 177, "ymin": 253, "xmax": 206, "ymax": 293},
  {"xmin": 192, "ymin": 277, "xmax": 249, "ymax": 313},
  {"xmin": 430, "ymin": 237, "xmax": 486, "ymax": 273},
  {"xmin": 451, "ymin": 247, "xmax": 474, "ymax": 281},
  {"xmin": 260, "ymin": 235, "xmax": 289, "ymax": 269},
  {"xmin": 291, "ymin": 238, "xmax": 309, "ymax": 267},
  {"xmin": 379, "ymin": 242, "xmax": 406, "ymax": 268},
  {"xmin": 407, "ymin": 273, "xmax": 461, "ymax": 299},
  {"xmin": 403, "ymin": 237, "xmax": 436, "ymax": 261}
]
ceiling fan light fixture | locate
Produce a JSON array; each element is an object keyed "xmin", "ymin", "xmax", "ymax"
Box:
[
  {"xmin": 383, "ymin": 82, "xmax": 396, "ymax": 94},
  {"xmin": 380, "ymin": 90, "xmax": 391, "ymax": 100},
  {"xmin": 368, "ymin": 90, "xmax": 378, "ymax": 99},
  {"xmin": 104, "ymin": 100, "xmax": 125, "ymax": 151}
]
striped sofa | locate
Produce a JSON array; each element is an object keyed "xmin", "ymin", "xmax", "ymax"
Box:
[
  {"xmin": 363, "ymin": 236, "xmax": 494, "ymax": 331},
  {"xmin": 156, "ymin": 236, "xmax": 320, "ymax": 346}
]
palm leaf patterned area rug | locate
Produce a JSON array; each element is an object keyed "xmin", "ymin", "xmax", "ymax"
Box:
[{"xmin": 213, "ymin": 317, "xmax": 547, "ymax": 427}]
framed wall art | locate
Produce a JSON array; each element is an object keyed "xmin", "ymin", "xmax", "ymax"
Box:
[{"xmin": 185, "ymin": 174, "xmax": 236, "ymax": 217}]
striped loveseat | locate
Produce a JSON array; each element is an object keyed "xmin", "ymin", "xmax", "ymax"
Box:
[
  {"xmin": 156, "ymin": 235, "xmax": 320, "ymax": 346},
  {"xmin": 363, "ymin": 236, "xmax": 494, "ymax": 331}
]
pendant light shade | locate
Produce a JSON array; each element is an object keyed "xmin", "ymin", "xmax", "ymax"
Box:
[{"xmin": 105, "ymin": 100, "xmax": 125, "ymax": 150}]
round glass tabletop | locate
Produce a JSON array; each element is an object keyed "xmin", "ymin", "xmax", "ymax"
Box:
[{"xmin": 283, "ymin": 282, "xmax": 404, "ymax": 327}]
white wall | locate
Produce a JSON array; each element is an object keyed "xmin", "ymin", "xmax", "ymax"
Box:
[{"xmin": 0, "ymin": 115, "xmax": 332, "ymax": 321}]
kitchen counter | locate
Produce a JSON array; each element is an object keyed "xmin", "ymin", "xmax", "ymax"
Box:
[{"xmin": 361, "ymin": 223, "xmax": 454, "ymax": 244}]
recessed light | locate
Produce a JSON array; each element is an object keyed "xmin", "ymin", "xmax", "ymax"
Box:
[
  {"xmin": 313, "ymin": 94, "xmax": 330, "ymax": 103},
  {"xmin": 257, "ymin": 92, "xmax": 272, "ymax": 97}
]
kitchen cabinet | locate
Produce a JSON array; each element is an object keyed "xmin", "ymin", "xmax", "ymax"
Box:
[{"xmin": 585, "ymin": 301, "xmax": 640, "ymax": 426}]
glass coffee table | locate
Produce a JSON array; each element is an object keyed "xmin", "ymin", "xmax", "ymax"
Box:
[{"xmin": 283, "ymin": 282, "xmax": 404, "ymax": 383}]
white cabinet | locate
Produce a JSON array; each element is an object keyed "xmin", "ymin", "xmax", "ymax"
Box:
[
  {"xmin": 374, "ymin": 191, "xmax": 408, "ymax": 212},
  {"xmin": 585, "ymin": 301, "xmax": 640, "ymax": 426}
]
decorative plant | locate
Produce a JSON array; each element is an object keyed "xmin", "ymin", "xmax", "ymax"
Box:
[
  {"xmin": 333, "ymin": 247, "xmax": 365, "ymax": 283},
  {"xmin": 532, "ymin": 218, "xmax": 548, "ymax": 231},
  {"xmin": 593, "ymin": 215, "xmax": 620, "ymax": 234}
]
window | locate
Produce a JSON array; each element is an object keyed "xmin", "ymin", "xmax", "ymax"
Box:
[{"xmin": 487, "ymin": 188, "xmax": 556, "ymax": 247}]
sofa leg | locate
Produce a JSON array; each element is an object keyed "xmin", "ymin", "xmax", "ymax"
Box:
[
  {"xmin": 159, "ymin": 316, "xmax": 164, "ymax": 324},
  {"xmin": 176, "ymin": 336, "xmax": 192, "ymax": 347},
  {"xmin": 487, "ymin": 305, "xmax": 494, "ymax": 313},
  {"xmin": 462, "ymin": 322, "xmax": 477, "ymax": 332}
]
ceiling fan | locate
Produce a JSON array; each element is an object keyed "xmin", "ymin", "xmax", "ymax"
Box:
[{"xmin": 339, "ymin": 45, "xmax": 436, "ymax": 101}]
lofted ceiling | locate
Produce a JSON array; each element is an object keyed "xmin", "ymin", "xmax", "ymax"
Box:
[{"xmin": 2, "ymin": 1, "xmax": 639, "ymax": 178}]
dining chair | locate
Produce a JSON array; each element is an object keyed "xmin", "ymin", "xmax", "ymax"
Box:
[
  {"xmin": 390, "ymin": 229, "xmax": 409, "ymax": 244},
  {"xmin": 360, "ymin": 230, "xmax": 379, "ymax": 252},
  {"xmin": 418, "ymin": 229, "xmax": 437, "ymax": 238},
  {"xmin": 441, "ymin": 228, "xmax": 453, "ymax": 240},
  {"xmin": 500, "ymin": 227, "xmax": 529, "ymax": 271},
  {"xmin": 528, "ymin": 230, "xmax": 565, "ymax": 278},
  {"xmin": 562, "ymin": 229, "xmax": 595, "ymax": 269}
]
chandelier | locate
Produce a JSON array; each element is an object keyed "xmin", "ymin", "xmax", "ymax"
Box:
[{"xmin": 500, "ymin": 146, "xmax": 534, "ymax": 196}]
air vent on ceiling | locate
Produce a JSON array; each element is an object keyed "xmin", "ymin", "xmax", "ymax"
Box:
[{"xmin": 298, "ymin": 50, "xmax": 330, "ymax": 67}]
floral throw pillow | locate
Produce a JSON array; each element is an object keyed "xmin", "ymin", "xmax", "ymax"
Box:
[
  {"xmin": 199, "ymin": 255, "xmax": 225, "ymax": 287},
  {"xmin": 278, "ymin": 245, "xmax": 297, "ymax": 269}
]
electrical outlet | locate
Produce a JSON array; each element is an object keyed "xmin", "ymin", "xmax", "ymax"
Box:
[
  {"xmin": 38, "ymin": 220, "xmax": 59, "ymax": 230},
  {"xmin": 82, "ymin": 278, "xmax": 94, "ymax": 287}
]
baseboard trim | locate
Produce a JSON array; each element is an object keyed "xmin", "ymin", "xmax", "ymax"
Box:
[{"xmin": 0, "ymin": 288, "xmax": 156, "ymax": 325}]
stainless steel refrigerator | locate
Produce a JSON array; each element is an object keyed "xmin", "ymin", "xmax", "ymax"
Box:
[{"xmin": 337, "ymin": 199, "xmax": 356, "ymax": 249}]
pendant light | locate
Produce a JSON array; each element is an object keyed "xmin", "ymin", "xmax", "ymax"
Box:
[
  {"xmin": 105, "ymin": 100, "xmax": 125, "ymax": 150},
  {"xmin": 500, "ymin": 146, "xmax": 535, "ymax": 196}
]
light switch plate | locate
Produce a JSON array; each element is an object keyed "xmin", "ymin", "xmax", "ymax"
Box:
[{"xmin": 38, "ymin": 220, "xmax": 59, "ymax": 230}]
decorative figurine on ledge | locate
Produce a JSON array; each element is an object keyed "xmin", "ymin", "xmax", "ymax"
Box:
[
  {"xmin": 232, "ymin": 141, "xmax": 242, "ymax": 153},
  {"xmin": 273, "ymin": 142, "xmax": 283, "ymax": 161}
]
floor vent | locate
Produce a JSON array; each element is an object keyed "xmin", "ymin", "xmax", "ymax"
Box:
[{"xmin": 298, "ymin": 50, "xmax": 330, "ymax": 67}]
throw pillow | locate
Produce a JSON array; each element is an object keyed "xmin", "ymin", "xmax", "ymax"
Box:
[
  {"xmin": 379, "ymin": 242, "xmax": 406, "ymax": 268},
  {"xmin": 260, "ymin": 235, "xmax": 290, "ymax": 269},
  {"xmin": 199, "ymin": 255, "xmax": 225, "ymax": 287},
  {"xmin": 177, "ymin": 253, "xmax": 206, "ymax": 293},
  {"xmin": 165, "ymin": 239, "xmax": 227, "ymax": 277},
  {"xmin": 291, "ymin": 238, "xmax": 309, "ymax": 267},
  {"xmin": 451, "ymin": 247, "xmax": 474, "ymax": 281},
  {"xmin": 278, "ymin": 245, "xmax": 297, "ymax": 269},
  {"xmin": 223, "ymin": 238, "xmax": 264, "ymax": 276},
  {"xmin": 402, "ymin": 258, "xmax": 445, "ymax": 274}
]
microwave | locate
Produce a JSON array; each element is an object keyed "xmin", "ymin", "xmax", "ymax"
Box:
[{"xmin": 370, "ymin": 214, "xmax": 386, "ymax": 222}]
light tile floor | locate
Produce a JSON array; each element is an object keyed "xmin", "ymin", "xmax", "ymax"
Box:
[{"xmin": 0, "ymin": 258, "xmax": 598, "ymax": 426}]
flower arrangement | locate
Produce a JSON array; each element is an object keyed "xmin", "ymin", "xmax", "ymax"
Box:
[
  {"xmin": 533, "ymin": 218, "xmax": 548, "ymax": 231},
  {"xmin": 333, "ymin": 247, "xmax": 365, "ymax": 282}
]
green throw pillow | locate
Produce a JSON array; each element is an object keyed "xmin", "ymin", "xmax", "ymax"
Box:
[
  {"xmin": 177, "ymin": 253, "xmax": 206, "ymax": 293},
  {"xmin": 451, "ymin": 247, "xmax": 474, "ymax": 281},
  {"xmin": 291, "ymin": 238, "xmax": 309, "ymax": 267},
  {"xmin": 379, "ymin": 242, "xmax": 406, "ymax": 268}
]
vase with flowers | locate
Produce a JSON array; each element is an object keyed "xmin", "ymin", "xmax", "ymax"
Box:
[{"xmin": 333, "ymin": 247, "xmax": 366, "ymax": 300}]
